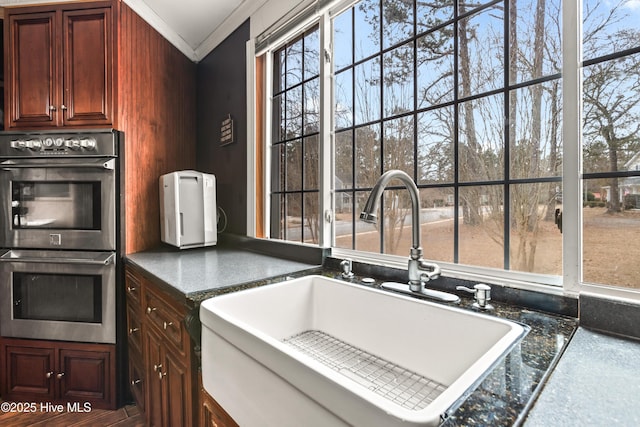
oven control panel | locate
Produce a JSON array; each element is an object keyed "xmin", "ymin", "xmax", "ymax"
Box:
[
  {"xmin": 0, "ymin": 130, "xmax": 119, "ymax": 157},
  {"xmin": 9, "ymin": 137, "xmax": 97, "ymax": 151}
]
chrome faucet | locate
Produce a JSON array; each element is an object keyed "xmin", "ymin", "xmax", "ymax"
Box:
[{"xmin": 360, "ymin": 170, "xmax": 459, "ymax": 303}]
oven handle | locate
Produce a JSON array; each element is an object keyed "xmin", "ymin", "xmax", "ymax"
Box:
[
  {"xmin": 1, "ymin": 158, "xmax": 115, "ymax": 170},
  {"xmin": 0, "ymin": 253, "xmax": 116, "ymax": 266}
]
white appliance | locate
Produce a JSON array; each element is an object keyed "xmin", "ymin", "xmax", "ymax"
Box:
[{"xmin": 160, "ymin": 170, "xmax": 217, "ymax": 249}]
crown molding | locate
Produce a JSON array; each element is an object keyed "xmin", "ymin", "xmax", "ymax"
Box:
[
  {"xmin": 123, "ymin": 0, "xmax": 198, "ymax": 62},
  {"xmin": 193, "ymin": 0, "xmax": 267, "ymax": 62}
]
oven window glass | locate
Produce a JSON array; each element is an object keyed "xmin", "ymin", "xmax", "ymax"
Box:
[
  {"xmin": 13, "ymin": 273, "xmax": 102, "ymax": 323},
  {"xmin": 11, "ymin": 181, "xmax": 102, "ymax": 230}
]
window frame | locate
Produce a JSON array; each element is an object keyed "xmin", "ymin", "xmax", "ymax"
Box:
[{"xmin": 247, "ymin": 0, "xmax": 640, "ymax": 302}]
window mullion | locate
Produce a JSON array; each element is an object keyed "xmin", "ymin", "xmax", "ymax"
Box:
[
  {"xmin": 264, "ymin": 52, "xmax": 274, "ymax": 239},
  {"xmin": 319, "ymin": 13, "xmax": 333, "ymax": 248},
  {"xmin": 561, "ymin": 0, "xmax": 582, "ymax": 296}
]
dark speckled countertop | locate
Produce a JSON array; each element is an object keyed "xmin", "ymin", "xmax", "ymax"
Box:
[
  {"xmin": 336, "ymin": 273, "xmax": 577, "ymax": 426},
  {"xmin": 125, "ymin": 245, "xmax": 323, "ymax": 307},
  {"xmin": 126, "ymin": 244, "xmax": 578, "ymax": 426}
]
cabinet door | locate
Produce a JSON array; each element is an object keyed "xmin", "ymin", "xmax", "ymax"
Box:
[
  {"xmin": 6, "ymin": 12, "xmax": 59, "ymax": 128},
  {"xmin": 58, "ymin": 347, "xmax": 115, "ymax": 409},
  {"xmin": 2, "ymin": 344, "xmax": 56, "ymax": 400},
  {"xmin": 145, "ymin": 329, "xmax": 164, "ymax": 427},
  {"xmin": 62, "ymin": 8, "xmax": 113, "ymax": 126},
  {"xmin": 164, "ymin": 349, "xmax": 191, "ymax": 427}
]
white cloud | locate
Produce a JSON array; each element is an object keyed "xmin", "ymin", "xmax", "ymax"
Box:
[{"xmin": 625, "ymin": 0, "xmax": 640, "ymax": 10}]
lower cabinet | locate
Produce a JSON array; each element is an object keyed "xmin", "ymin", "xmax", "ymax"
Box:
[
  {"xmin": 125, "ymin": 264, "xmax": 197, "ymax": 427},
  {"xmin": 0, "ymin": 338, "xmax": 116, "ymax": 409},
  {"xmin": 200, "ymin": 375, "xmax": 239, "ymax": 427}
]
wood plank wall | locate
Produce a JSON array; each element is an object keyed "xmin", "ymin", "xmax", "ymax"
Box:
[{"xmin": 116, "ymin": 1, "xmax": 197, "ymax": 254}]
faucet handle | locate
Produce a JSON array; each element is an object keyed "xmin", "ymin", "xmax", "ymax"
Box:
[
  {"xmin": 417, "ymin": 260, "xmax": 441, "ymax": 282},
  {"xmin": 456, "ymin": 283, "xmax": 493, "ymax": 310},
  {"xmin": 340, "ymin": 259, "xmax": 355, "ymax": 279}
]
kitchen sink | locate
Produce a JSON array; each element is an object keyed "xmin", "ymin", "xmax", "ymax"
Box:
[{"xmin": 200, "ymin": 275, "xmax": 527, "ymax": 426}]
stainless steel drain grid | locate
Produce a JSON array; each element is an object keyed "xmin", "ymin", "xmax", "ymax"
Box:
[{"xmin": 283, "ymin": 330, "xmax": 446, "ymax": 411}]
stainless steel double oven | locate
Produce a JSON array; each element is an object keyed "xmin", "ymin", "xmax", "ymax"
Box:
[{"xmin": 0, "ymin": 130, "xmax": 122, "ymax": 344}]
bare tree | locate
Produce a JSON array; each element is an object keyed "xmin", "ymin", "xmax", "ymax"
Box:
[
  {"xmin": 508, "ymin": 0, "xmax": 562, "ymax": 271},
  {"xmin": 583, "ymin": 47, "xmax": 640, "ymax": 212},
  {"xmin": 581, "ymin": 0, "xmax": 640, "ymax": 213},
  {"xmin": 342, "ymin": 0, "xmax": 566, "ymax": 271}
]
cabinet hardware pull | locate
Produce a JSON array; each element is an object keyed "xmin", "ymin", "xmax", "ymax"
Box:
[
  {"xmin": 56, "ymin": 372, "xmax": 65, "ymax": 379},
  {"xmin": 45, "ymin": 371, "xmax": 54, "ymax": 379},
  {"xmin": 127, "ymin": 286, "xmax": 136, "ymax": 293},
  {"xmin": 163, "ymin": 321, "xmax": 173, "ymax": 330},
  {"xmin": 131, "ymin": 379, "xmax": 142, "ymax": 386},
  {"xmin": 49, "ymin": 105, "xmax": 56, "ymax": 111},
  {"xmin": 146, "ymin": 307, "xmax": 157, "ymax": 314},
  {"xmin": 60, "ymin": 105, "xmax": 67, "ymax": 110},
  {"xmin": 159, "ymin": 371, "xmax": 166, "ymax": 380},
  {"xmin": 153, "ymin": 364, "xmax": 162, "ymax": 372},
  {"xmin": 129, "ymin": 327, "xmax": 139, "ymax": 334}
]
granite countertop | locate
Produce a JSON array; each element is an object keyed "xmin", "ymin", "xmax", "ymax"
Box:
[
  {"xmin": 316, "ymin": 273, "xmax": 578, "ymax": 426},
  {"xmin": 410, "ymin": 285, "xmax": 577, "ymax": 426},
  {"xmin": 125, "ymin": 245, "xmax": 322, "ymax": 306}
]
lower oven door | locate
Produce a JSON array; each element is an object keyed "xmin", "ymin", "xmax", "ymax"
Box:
[{"xmin": 0, "ymin": 249, "xmax": 116, "ymax": 344}]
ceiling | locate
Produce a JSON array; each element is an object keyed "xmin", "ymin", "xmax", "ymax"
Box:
[{"xmin": 0, "ymin": 0, "xmax": 260, "ymax": 62}]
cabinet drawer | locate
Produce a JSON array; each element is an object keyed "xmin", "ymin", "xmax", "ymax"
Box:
[
  {"xmin": 128, "ymin": 357, "xmax": 145, "ymax": 414},
  {"xmin": 125, "ymin": 269, "xmax": 143, "ymax": 309},
  {"xmin": 143, "ymin": 288, "xmax": 188, "ymax": 356},
  {"xmin": 126, "ymin": 303, "xmax": 143, "ymax": 356}
]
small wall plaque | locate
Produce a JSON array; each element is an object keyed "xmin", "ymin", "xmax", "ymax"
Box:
[{"xmin": 220, "ymin": 114, "xmax": 234, "ymax": 146}]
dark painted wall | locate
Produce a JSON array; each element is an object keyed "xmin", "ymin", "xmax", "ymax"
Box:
[{"xmin": 196, "ymin": 20, "xmax": 250, "ymax": 235}]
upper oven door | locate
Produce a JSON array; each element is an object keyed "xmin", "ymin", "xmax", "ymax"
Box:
[{"xmin": 0, "ymin": 158, "xmax": 116, "ymax": 250}]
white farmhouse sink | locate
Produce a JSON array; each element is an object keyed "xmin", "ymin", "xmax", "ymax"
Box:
[{"xmin": 200, "ymin": 275, "xmax": 527, "ymax": 426}]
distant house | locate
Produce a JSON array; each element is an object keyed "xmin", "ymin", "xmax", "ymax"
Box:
[
  {"xmin": 335, "ymin": 176, "xmax": 353, "ymax": 213},
  {"xmin": 601, "ymin": 152, "xmax": 640, "ymax": 208},
  {"xmin": 626, "ymin": 151, "xmax": 640, "ymax": 173},
  {"xmin": 622, "ymin": 152, "xmax": 640, "ymax": 208}
]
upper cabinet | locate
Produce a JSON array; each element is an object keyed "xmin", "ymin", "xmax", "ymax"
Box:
[{"xmin": 5, "ymin": 2, "xmax": 114, "ymax": 129}]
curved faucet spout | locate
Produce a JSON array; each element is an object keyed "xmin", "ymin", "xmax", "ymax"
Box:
[
  {"xmin": 359, "ymin": 170, "xmax": 421, "ymax": 252},
  {"xmin": 359, "ymin": 170, "xmax": 449, "ymax": 297}
]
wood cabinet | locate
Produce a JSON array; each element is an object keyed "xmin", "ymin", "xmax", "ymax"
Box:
[
  {"xmin": 4, "ymin": 2, "xmax": 114, "ymax": 129},
  {"xmin": 125, "ymin": 265, "xmax": 197, "ymax": 426},
  {"xmin": 200, "ymin": 376, "xmax": 239, "ymax": 427},
  {"xmin": 0, "ymin": 338, "xmax": 116, "ymax": 409}
]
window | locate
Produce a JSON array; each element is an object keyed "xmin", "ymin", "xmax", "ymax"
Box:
[
  {"xmin": 331, "ymin": 0, "xmax": 562, "ymax": 276},
  {"xmin": 261, "ymin": 0, "xmax": 640, "ymax": 294},
  {"xmin": 581, "ymin": 0, "xmax": 640, "ymax": 289},
  {"xmin": 270, "ymin": 28, "xmax": 321, "ymax": 243}
]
